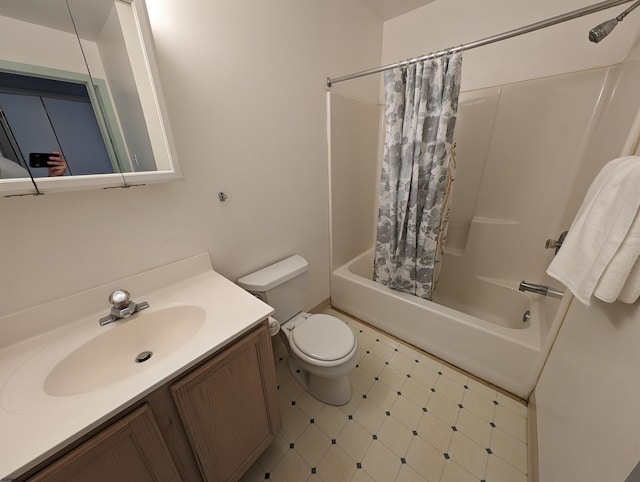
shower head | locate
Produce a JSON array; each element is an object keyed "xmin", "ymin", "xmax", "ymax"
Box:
[
  {"xmin": 589, "ymin": 0, "xmax": 640, "ymax": 43},
  {"xmin": 589, "ymin": 18, "xmax": 619, "ymax": 42}
]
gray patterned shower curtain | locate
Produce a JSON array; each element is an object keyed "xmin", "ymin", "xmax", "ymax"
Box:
[{"xmin": 373, "ymin": 53, "xmax": 462, "ymax": 300}]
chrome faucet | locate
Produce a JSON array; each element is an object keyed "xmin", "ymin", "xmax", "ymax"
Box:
[
  {"xmin": 518, "ymin": 281, "xmax": 564, "ymax": 299},
  {"xmin": 99, "ymin": 289, "xmax": 149, "ymax": 326}
]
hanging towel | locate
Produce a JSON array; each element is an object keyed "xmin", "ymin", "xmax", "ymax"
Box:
[{"xmin": 546, "ymin": 156, "xmax": 640, "ymax": 305}]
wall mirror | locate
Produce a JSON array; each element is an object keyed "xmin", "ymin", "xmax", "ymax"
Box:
[{"xmin": 0, "ymin": 0, "xmax": 178, "ymax": 196}]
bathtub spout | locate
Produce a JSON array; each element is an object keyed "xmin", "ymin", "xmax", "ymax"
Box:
[{"xmin": 519, "ymin": 281, "xmax": 564, "ymax": 299}]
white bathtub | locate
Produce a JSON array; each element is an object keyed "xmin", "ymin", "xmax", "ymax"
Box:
[{"xmin": 331, "ymin": 250, "xmax": 566, "ymax": 398}]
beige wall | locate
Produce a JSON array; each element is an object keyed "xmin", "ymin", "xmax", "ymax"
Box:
[
  {"xmin": 328, "ymin": 93, "xmax": 381, "ymax": 271},
  {"xmin": 381, "ymin": 0, "xmax": 640, "ymax": 92},
  {"xmin": 0, "ymin": 0, "xmax": 382, "ymax": 317}
]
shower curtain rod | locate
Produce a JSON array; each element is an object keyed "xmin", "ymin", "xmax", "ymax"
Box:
[{"xmin": 326, "ymin": 0, "xmax": 636, "ymax": 87}]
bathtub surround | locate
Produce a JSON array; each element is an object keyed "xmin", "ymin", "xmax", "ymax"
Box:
[{"xmin": 374, "ymin": 54, "xmax": 462, "ymax": 300}]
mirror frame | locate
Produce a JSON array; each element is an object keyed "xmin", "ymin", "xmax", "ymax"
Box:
[{"xmin": 0, "ymin": 0, "xmax": 180, "ymax": 197}]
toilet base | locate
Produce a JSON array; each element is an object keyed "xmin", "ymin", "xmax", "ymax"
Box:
[{"xmin": 288, "ymin": 357, "xmax": 352, "ymax": 406}]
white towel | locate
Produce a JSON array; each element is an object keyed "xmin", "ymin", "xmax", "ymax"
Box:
[{"xmin": 546, "ymin": 156, "xmax": 640, "ymax": 305}]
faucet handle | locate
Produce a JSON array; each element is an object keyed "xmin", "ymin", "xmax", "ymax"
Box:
[
  {"xmin": 545, "ymin": 230, "xmax": 568, "ymax": 255},
  {"xmin": 109, "ymin": 289, "xmax": 131, "ymax": 309}
]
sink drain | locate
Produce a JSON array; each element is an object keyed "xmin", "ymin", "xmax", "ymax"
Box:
[
  {"xmin": 135, "ymin": 351, "xmax": 153, "ymax": 363},
  {"xmin": 522, "ymin": 310, "xmax": 531, "ymax": 323}
]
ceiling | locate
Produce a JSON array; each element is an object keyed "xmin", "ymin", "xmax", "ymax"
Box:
[
  {"xmin": 360, "ymin": 0, "xmax": 436, "ymax": 21},
  {"xmin": 0, "ymin": 0, "xmax": 113, "ymax": 40}
]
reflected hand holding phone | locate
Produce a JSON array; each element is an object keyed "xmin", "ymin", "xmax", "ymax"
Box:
[{"xmin": 29, "ymin": 151, "xmax": 67, "ymax": 177}]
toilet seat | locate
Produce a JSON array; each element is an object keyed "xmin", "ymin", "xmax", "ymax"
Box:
[{"xmin": 290, "ymin": 314, "xmax": 355, "ymax": 362}]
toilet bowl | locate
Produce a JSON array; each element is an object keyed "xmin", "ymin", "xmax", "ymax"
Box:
[
  {"xmin": 281, "ymin": 313, "xmax": 358, "ymax": 405},
  {"xmin": 237, "ymin": 255, "xmax": 358, "ymax": 405}
]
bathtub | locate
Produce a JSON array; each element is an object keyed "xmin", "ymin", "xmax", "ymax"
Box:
[{"xmin": 331, "ymin": 250, "xmax": 567, "ymax": 398}]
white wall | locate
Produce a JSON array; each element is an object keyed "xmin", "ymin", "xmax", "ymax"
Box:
[
  {"xmin": 0, "ymin": 0, "xmax": 382, "ymax": 317},
  {"xmin": 382, "ymin": 0, "xmax": 640, "ymax": 92},
  {"xmin": 535, "ymin": 298, "xmax": 640, "ymax": 482},
  {"xmin": 329, "ymin": 93, "xmax": 381, "ymax": 271},
  {"xmin": 532, "ymin": 58, "xmax": 640, "ymax": 481}
]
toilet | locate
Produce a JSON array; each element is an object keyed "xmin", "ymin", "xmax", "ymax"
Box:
[{"xmin": 237, "ymin": 255, "xmax": 358, "ymax": 405}]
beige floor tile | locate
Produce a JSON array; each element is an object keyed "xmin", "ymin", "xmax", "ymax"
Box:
[
  {"xmin": 378, "ymin": 333, "xmax": 401, "ymax": 348},
  {"xmin": 465, "ymin": 377, "xmax": 498, "ymax": 402},
  {"xmin": 353, "ymin": 399, "xmax": 387, "ymax": 434},
  {"xmin": 359, "ymin": 353, "xmax": 387, "ymax": 377},
  {"xmin": 361, "ymin": 440, "xmax": 402, "ymax": 482},
  {"xmin": 435, "ymin": 375, "xmax": 466, "ymax": 404},
  {"xmin": 337, "ymin": 420, "xmax": 373, "ymax": 462},
  {"xmin": 462, "ymin": 389, "xmax": 496, "ymax": 422},
  {"xmin": 258, "ymin": 433, "xmax": 289, "ymax": 471},
  {"xmin": 377, "ymin": 416, "xmax": 414, "ymax": 457},
  {"xmin": 417, "ymin": 353, "xmax": 444, "ymax": 372},
  {"xmin": 490, "ymin": 428, "xmax": 527, "ymax": 474},
  {"xmin": 410, "ymin": 363, "xmax": 439, "ymax": 388},
  {"xmin": 388, "ymin": 350, "xmax": 417, "ymax": 374},
  {"xmin": 369, "ymin": 340, "xmax": 396, "ymax": 361},
  {"xmin": 367, "ymin": 380, "xmax": 399, "ymax": 411},
  {"xmin": 486, "ymin": 453, "xmax": 528, "ymax": 482},
  {"xmin": 427, "ymin": 391, "xmax": 461, "ymax": 426},
  {"xmin": 405, "ymin": 437, "xmax": 446, "ymax": 482},
  {"xmin": 317, "ymin": 445, "xmax": 357, "ymax": 482},
  {"xmin": 391, "ymin": 395, "xmax": 424, "ymax": 430},
  {"xmin": 448, "ymin": 432, "xmax": 489, "ymax": 479},
  {"xmin": 238, "ymin": 460, "xmax": 266, "ymax": 482},
  {"xmin": 440, "ymin": 365, "xmax": 469, "ymax": 385},
  {"xmin": 496, "ymin": 392, "xmax": 528, "ymax": 418},
  {"xmin": 401, "ymin": 377, "xmax": 432, "ymax": 408},
  {"xmin": 417, "ymin": 411, "xmax": 453, "ymax": 453},
  {"xmin": 378, "ymin": 365, "xmax": 408, "ymax": 391},
  {"xmin": 279, "ymin": 390, "xmax": 292, "ymax": 416},
  {"xmin": 456, "ymin": 408, "xmax": 492, "ymax": 448},
  {"xmin": 494, "ymin": 405, "xmax": 527, "ymax": 443},
  {"xmin": 315, "ymin": 404, "xmax": 349, "ymax": 438},
  {"xmin": 281, "ymin": 405, "xmax": 312, "ymax": 442},
  {"xmin": 351, "ymin": 469, "xmax": 376, "ymax": 482},
  {"xmin": 296, "ymin": 390, "xmax": 327, "ymax": 418},
  {"xmin": 340, "ymin": 388, "xmax": 364, "ymax": 416},
  {"xmin": 440, "ymin": 460, "xmax": 479, "ymax": 482},
  {"xmin": 280, "ymin": 372, "xmax": 305, "ymax": 401},
  {"xmin": 296, "ymin": 424, "xmax": 332, "ymax": 467},
  {"xmin": 270, "ymin": 449, "xmax": 311, "ymax": 482},
  {"xmin": 250, "ymin": 311, "xmax": 529, "ymax": 482},
  {"xmin": 356, "ymin": 332, "xmax": 378, "ymax": 351},
  {"xmin": 395, "ymin": 464, "xmax": 429, "ymax": 482},
  {"xmin": 350, "ymin": 367, "xmax": 376, "ymax": 394}
]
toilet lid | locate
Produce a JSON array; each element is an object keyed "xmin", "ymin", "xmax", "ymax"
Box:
[{"xmin": 290, "ymin": 315, "xmax": 355, "ymax": 361}]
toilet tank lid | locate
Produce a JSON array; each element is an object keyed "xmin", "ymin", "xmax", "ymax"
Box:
[{"xmin": 237, "ymin": 255, "xmax": 308, "ymax": 291}]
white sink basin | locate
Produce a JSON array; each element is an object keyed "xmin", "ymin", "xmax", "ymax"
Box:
[{"xmin": 43, "ymin": 305, "xmax": 206, "ymax": 397}]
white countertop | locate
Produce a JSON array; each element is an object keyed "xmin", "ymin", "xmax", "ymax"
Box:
[{"xmin": 0, "ymin": 254, "xmax": 273, "ymax": 479}]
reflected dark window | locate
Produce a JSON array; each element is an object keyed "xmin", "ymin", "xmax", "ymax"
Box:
[{"xmin": 0, "ymin": 72, "xmax": 113, "ymax": 177}]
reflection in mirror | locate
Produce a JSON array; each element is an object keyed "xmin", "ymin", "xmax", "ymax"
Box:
[
  {"xmin": 68, "ymin": 0, "xmax": 177, "ymax": 178},
  {"xmin": 0, "ymin": 0, "xmax": 178, "ymax": 196},
  {"xmin": 0, "ymin": 0, "xmax": 94, "ymax": 194}
]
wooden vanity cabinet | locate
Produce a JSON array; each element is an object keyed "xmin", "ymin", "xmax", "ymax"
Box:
[
  {"xmin": 27, "ymin": 404, "xmax": 181, "ymax": 482},
  {"xmin": 171, "ymin": 319, "xmax": 281, "ymax": 481},
  {"xmin": 25, "ymin": 321, "xmax": 280, "ymax": 482}
]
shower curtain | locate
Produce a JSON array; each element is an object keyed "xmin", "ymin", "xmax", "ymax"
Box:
[{"xmin": 373, "ymin": 53, "xmax": 462, "ymax": 300}]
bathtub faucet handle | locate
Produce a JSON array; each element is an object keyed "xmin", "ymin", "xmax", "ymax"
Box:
[{"xmin": 545, "ymin": 230, "xmax": 568, "ymax": 255}]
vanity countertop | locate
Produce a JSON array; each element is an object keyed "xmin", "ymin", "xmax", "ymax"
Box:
[{"xmin": 0, "ymin": 253, "xmax": 273, "ymax": 480}]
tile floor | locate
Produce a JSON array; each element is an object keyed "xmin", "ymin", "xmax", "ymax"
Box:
[{"xmin": 240, "ymin": 309, "xmax": 528, "ymax": 482}]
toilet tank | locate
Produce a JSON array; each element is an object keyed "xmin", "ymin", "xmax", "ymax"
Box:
[{"xmin": 237, "ymin": 255, "xmax": 308, "ymax": 323}]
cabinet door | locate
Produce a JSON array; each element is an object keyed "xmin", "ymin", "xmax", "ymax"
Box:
[
  {"xmin": 171, "ymin": 322, "xmax": 281, "ymax": 482},
  {"xmin": 28, "ymin": 404, "xmax": 181, "ymax": 482}
]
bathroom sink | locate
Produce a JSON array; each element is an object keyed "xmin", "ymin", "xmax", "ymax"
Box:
[{"xmin": 43, "ymin": 305, "xmax": 206, "ymax": 397}]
